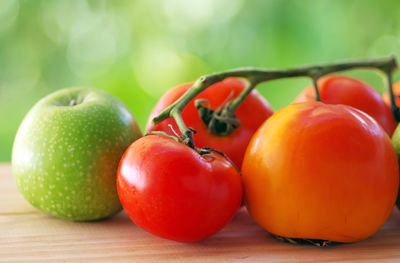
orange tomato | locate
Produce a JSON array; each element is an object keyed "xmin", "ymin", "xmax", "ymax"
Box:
[
  {"xmin": 295, "ymin": 75, "xmax": 397, "ymax": 136},
  {"xmin": 382, "ymin": 80, "xmax": 400, "ymax": 108},
  {"xmin": 242, "ymin": 102, "xmax": 399, "ymax": 243}
]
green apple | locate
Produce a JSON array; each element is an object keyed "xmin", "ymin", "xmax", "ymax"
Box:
[{"xmin": 12, "ymin": 87, "xmax": 142, "ymax": 221}]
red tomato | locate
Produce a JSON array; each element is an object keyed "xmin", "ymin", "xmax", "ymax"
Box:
[
  {"xmin": 146, "ymin": 77, "xmax": 274, "ymax": 169},
  {"xmin": 117, "ymin": 134, "xmax": 243, "ymax": 242},
  {"xmin": 382, "ymin": 80, "xmax": 400, "ymax": 108},
  {"xmin": 294, "ymin": 75, "xmax": 397, "ymax": 136},
  {"xmin": 242, "ymin": 102, "xmax": 399, "ymax": 243}
]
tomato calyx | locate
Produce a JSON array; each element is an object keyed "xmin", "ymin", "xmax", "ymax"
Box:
[
  {"xmin": 145, "ymin": 131, "xmax": 240, "ymax": 173},
  {"xmin": 195, "ymin": 99, "xmax": 241, "ymax": 136},
  {"xmin": 272, "ymin": 235, "xmax": 335, "ymax": 247}
]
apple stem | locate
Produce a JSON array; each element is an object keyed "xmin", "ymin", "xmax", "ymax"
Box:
[
  {"xmin": 152, "ymin": 56, "xmax": 398, "ymax": 148},
  {"xmin": 69, "ymin": 100, "xmax": 77, "ymax": 106}
]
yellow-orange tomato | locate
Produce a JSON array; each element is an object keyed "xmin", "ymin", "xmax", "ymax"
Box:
[
  {"xmin": 242, "ymin": 102, "xmax": 399, "ymax": 243},
  {"xmin": 382, "ymin": 80, "xmax": 400, "ymax": 108}
]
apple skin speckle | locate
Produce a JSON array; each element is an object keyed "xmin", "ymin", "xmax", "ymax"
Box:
[{"xmin": 12, "ymin": 87, "xmax": 142, "ymax": 221}]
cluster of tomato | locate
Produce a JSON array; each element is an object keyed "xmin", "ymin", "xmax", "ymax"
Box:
[{"xmin": 117, "ymin": 73, "xmax": 400, "ymax": 244}]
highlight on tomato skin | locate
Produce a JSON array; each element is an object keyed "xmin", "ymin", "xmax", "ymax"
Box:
[
  {"xmin": 294, "ymin": 75, "xmax": 397, "ymax": 136},
  {"xmin": 146, "ymin": 77, "xmax": 274, "ymax": 169},
  {"xmin": 116, "ymin": 134, "xmax": 243, "ymax": 242},
  {"xmin": 242, "ymin": 102, "xmax": 399, "ymax": 243}
]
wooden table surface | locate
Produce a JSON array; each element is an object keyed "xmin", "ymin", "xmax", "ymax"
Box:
[{"xmin": 2, "ymin": 163, "xmax": 400, "ymax": 262}]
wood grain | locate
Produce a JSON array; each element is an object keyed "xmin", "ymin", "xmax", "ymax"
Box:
[{"xmin": 1, "ymin": 163, "xmax": 400, "ymax": 262}]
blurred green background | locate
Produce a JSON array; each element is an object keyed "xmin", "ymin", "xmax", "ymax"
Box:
[{"xmin": 1, "ymin": 0, "xmax": 400, "ymax": 161}]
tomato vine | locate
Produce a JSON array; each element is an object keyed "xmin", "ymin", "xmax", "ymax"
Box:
[{"xmin": 152, "ymin": 56, "xmax": 398, "ymax": 149}]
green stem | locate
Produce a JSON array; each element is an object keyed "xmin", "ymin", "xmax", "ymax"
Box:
[
  {"xmin": 227, "ymin": 56, "xmax": 397, "ymax": 113},
  {"xmin": 170, "ymin": 108, "xmax": 195, "ymax": 148},
  {"xmin": 153, "ymin": 56, "xmax": 398, "ymax": 148},
  {"xmin": 312, "ymin": 77, "xmax": 321, "ymax": 102}
]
